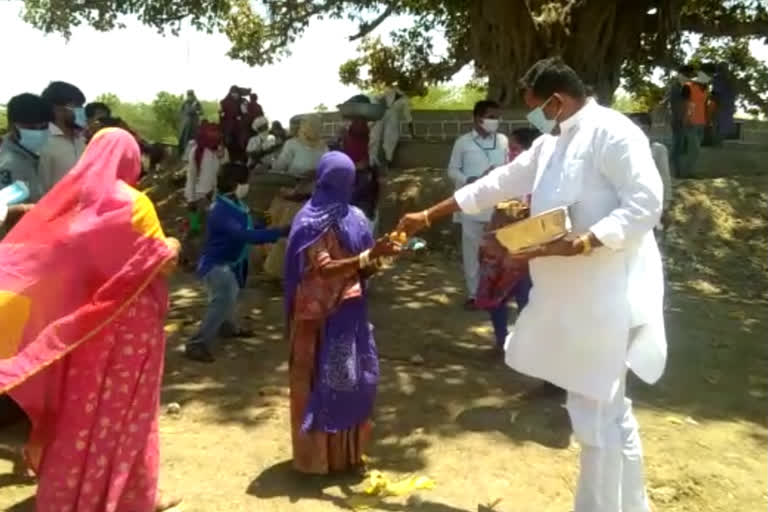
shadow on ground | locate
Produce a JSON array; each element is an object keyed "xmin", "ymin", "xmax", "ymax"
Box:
[{"xmin": 1, "ymin": 170, "xmax": 766, "ymax": 511}]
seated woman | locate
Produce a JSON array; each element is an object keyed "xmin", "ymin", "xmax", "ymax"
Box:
[
  {"xmin": 263, "ymin": 115, "xmax": 328, "ymax": 280},
  {"xmin": 284, "ymin": 152, "xmax": 400, "ymax": 474},
  {"xmin": 271, "ymin": 114, "xmax": 328, "ymax": 179},
  {"xmin": 0, "ymin": 128, "xmax": 182, "ymax": 511}
]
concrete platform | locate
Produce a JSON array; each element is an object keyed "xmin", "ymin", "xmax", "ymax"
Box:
[{"xmin": 391, "ymin": 138, "xmax": 768, "ymax": 178}]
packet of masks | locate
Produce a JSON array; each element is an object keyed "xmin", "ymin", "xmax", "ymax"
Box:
[
  {"xmin": 0, "ymin": 181, "xmax": 30, "ymax": 207},
  {"xmin": 492, "ymin": 206, "xmax": 571, "ymax": 254},
  {"xmin": 387, "ymin": 231, "xmax": 427, "ymax": 251}
]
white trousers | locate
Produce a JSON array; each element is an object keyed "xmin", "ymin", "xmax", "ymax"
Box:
[
  {"xmin": 461, "ymin": 218, "xmax": 486, "ymax": 298},
  {"xmin": 566, "ymin": 371, "xmax": 651, "ymax": 512}
]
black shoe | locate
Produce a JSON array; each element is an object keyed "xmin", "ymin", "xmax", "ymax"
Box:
[
  {"xmin": 220, "ymin": 328, "xmax": 255, "ymax": 339},
  {"xmin": 184, "ymin": 343, "xmax": 215, "ymax": 363}
]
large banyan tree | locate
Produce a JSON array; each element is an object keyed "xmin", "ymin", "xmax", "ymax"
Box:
[{"xmin": 17, "ymin": 0, "xmax": 768, "ymax": 112}]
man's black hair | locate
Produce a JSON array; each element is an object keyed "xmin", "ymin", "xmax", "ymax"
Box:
[
  {"xmin": 7, "ymin": 93, "xmax": 52, "ymax": 126},
  {"xmin": 519, "ymin": 57, "xmax": 586, "ymax": 100},
  {"xmin": 511, "ymin": 127, "xmax": 542, "ymax": 150},
  {"xmin": 218, "ymin": 162, "xmax": 249, "ymax": 193},
  {"xmin": 41, "ymin": 81, "xmax": 86, "ymax": 107},
  {"xmin": 85, "ymin": 102, "xmax": 111, "ymax": 119},
  {"xmin": 473, "ymin": 100, "xmax": 500, "ymax": 118}
]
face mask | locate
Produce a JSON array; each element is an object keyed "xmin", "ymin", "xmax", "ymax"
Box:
[
  {"xmin": 68, "ymin": 107, "xmax": 87, "ymax": 129},
  {"xmin": 17, "ymin": 127, "xmax": 50, "ymax": 154},
  {"xmin": 235, "ymin": 183, "xmax": 250, "ymax": 199},
  {"xmin": 526, "ymin": 97, "xmax": 558, "ymax": 135},
  {"xmin": 481, "ymin": 118, "xmax": 500, "ymax": 133}
]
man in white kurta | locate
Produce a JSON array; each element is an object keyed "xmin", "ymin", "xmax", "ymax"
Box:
[
  {"xmin": 397, "ymin": 58, "xmax": 666, "ymax": 512},
  {"xmin": 447, "ymin": 100, "xmax": 509, "ymax": 305},
  {"xmin": 369, "ymin": 86, "xmax": 414, "ymax": 168}
]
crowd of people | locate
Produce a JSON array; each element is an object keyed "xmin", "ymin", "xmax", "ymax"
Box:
[
  {"xmin": 663, "ymin": 63, "xmax": 736, "ymax": 178},
  {"xmin": 0, "ymin": 56, "xmax": 679, "ymax": 512}
]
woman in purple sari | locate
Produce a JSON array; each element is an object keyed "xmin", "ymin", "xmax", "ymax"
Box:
[{"xmin": 284, "ymin": 151, "xmax": 400, "ymax": 474}]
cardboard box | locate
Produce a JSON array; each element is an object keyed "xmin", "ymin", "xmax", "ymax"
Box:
[{"xmin": 493, "ymin": 206, "xmax": 570, "ymax": 254}]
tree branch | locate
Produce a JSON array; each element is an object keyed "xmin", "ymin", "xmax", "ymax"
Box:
[
  {"xmin": 349, "ymin": 4, "xmax": 396, "ymax": 41},
  {"xmin": 680, "ymin": 14, "xmax": 768, "ymax": 38},
  {"xmin": 730, "ymin": 73, "xmax": 768, "ymax": 117}
]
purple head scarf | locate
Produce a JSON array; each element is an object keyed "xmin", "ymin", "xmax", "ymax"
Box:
[
  {"xmin": 284, "ymin": 151, "xmax": 374, "ymax": 316},
  {"xmin": 284, "ymin": 151, "xmax": 378, "ymax": 433}
]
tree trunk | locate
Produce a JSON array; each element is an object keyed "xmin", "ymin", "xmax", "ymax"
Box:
[{"xmin": 471, "ymin": 0, "xmax": 668, "ymax": 107}]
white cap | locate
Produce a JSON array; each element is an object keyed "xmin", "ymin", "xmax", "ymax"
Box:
[
  {"xmin": 693, "ymin": 71, "xmax": 711, "ymax": 84},
  {"xmin": 251, "ymin": 116, "xmax": 268, "ymax": 131},
  {"xmin": 0, "ymin": 203, "xmax": 7, "ymax": 225}
]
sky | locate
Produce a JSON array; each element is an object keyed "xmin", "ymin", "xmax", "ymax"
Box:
[
  {"xmin": 0, "ymin": 1, "xmax": 765, "ymax": 124},
  {"xmin": 0, "ymin": 1, "xmax": 471, "ymax": 125}
]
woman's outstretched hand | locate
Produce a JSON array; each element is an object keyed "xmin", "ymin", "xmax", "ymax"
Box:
[{"xmin": 370, "ymin": 237, "xmax": 402, "ymax": 260}]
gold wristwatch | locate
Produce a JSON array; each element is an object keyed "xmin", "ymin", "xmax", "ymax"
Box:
[{"xmin": 579, "ymin": 233, "xmax": 593, "ymax": 255}]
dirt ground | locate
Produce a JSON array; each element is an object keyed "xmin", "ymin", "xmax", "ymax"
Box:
[{"xmin": 0, "ymin": 170, "xmax": 766, "ymax": 512}]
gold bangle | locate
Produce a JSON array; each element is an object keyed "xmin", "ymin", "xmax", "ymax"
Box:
[
  {"xmin": 579, "ymin": 233, "xmax": 593, "ymax": 255},
  {"xmin": 358, "ymin": 249, "xmax": 371, "ymax": 268},
  {"xmin": 422, "ymin": 209, "xmax": 431, "ymax": 227}
]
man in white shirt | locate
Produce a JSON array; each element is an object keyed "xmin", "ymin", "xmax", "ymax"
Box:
[
  {"xmin": 39, "ymin": 81, "xmax": 87, "ymax": 193},
  {"xmin": 369, "ymin": 85, "xmax": 415, "ymax": 168},
  {"xmin": 397, "ymin": 57, "xmax": 665, "ymax": 512},
  {"xmin": 246, "ymin": 116, "xmax": 279, "ymax": 170},
  {"xmin": 447, "ymin": 100, "xmax": 509, "ymax": 308}
]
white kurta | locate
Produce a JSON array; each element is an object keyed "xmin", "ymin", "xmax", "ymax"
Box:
[
  {"xmin": 247, "ymin": 132, "xmax": 278, "ymax": 168},
  {"xmin": 454, "ymin": 100, "xmax": 667, "ymax": 401},
  {"xmin": 184, "ymin": 142, "xmax": 221, "ymax": 203},
  {"xmin": 447, "ymin": 130, "xmax": 510, "ymax": 222},
  {"xmin": 370, "ymin": 89, "xmax": 412, "ymax": 165},
  {"xmin": 447, "ymin": 129, "xmax": 510, "ymax": 297}
]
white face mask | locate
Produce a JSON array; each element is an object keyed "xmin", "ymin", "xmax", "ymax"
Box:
[
  {"xmin": 234, "ymin": 183, "xmax": 250, "ymax": 198},
  {"xmin": 481, "ymin": 118, "xmax": 500, "ymax": 133},
  {"xmin": 526, "ymin": 96, "xmax": 559, "ymax": 135}
]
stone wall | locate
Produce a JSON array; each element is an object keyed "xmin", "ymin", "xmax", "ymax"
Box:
[
  {"xmin": 293, "ymin": 109, "xmax": 767, "ymax": 176},
  {"xmin": 295, "ymin": 109, "xmax": 768, "ymax": 145}
]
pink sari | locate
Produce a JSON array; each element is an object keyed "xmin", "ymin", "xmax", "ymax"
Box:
[{"xmin": 0, "ymin": 129, "xmax": 176, "ymax": 511}]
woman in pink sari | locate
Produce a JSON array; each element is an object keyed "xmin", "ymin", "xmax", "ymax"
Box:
[{"xmin": 0, "ymin": 128, "xmax": 181, "ymax": 511}]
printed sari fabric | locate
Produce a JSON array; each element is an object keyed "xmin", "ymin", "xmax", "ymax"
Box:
[
  {"xmin": 0, "ymin": 128, "xmax": 175, "ymax": 511},
  {"xmin": 284, "ymin": 152, "xmax": 377, "ymax": 475},
  {"xmin": 288, "ymin": 230, "xmax": 374, "ymax": 474},
  {"xmin": 475, "ymin": 198, "xmax": 532, "ymax": 310}
]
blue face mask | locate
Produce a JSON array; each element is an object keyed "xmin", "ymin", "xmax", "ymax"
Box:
[
  {"xmin": 69, "ymin": 107, "xmax": 87, "ymax": 129},
  {"xmin": 526, "ymin": 96, "xmax": 558, "ymax": 135},
  {"xmin": 17, "ymin": 127, "xmax": 50, "ymax": 155}
]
